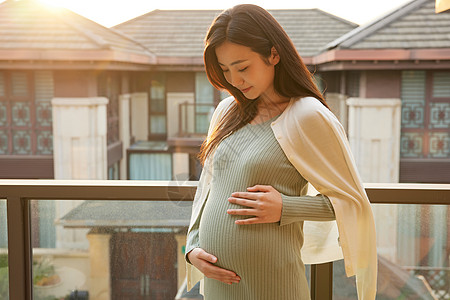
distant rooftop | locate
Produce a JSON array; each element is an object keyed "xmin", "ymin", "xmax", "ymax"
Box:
[
  {"xmin": 59, "ymin": 200, "xmax": 192, "ymax": 228},
  {"xmin": 114, "ymin": 9, "xmax": 357, "ymax": 58},
  {"xmin": 0, "ymin": 0, "xmax": 155, "ymax": 63},
  {"xmin": 325, "ymin": 0, "xmax": 450, "ymax": 50}
]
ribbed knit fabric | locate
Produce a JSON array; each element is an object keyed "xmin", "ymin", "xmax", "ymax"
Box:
[{"xmin": 186, "ymin": 115, "xmax": 335, "ymax": 300}]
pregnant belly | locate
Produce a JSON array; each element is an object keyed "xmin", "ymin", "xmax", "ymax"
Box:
[{"xmin": 199, "ymin": 193, "xmax": 302, "ymax": 272}]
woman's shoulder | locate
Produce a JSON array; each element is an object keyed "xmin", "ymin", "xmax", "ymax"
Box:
[
  {"xmin": 208, "ymin": 96, "xmax": 236, "ymax": 128},
  {"xmin": 288, "ymin": 97, "xmax": 334, "ymax": 122},
  {"xmin": 216, "ymin": 96, "xmax": 235, "ymax": 113},
  {"xmin": 290, "ymin": 97, "xmax": 328, "ymax": 113},
  {"xmin": 285, "ymin": 97, "xmax": 344, "ymax": 136}
]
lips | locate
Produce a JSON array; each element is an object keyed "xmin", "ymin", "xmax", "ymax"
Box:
[{"xmin": 240, "ymin": 87, "xmax": 252, "ymax": 93}]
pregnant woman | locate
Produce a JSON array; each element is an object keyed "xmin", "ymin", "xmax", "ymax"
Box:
[{"xmin": 185, "ymin": 4, "xmax": 377, "ymax": 300}]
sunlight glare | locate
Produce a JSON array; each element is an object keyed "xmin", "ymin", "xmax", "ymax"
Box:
[{"xmin": 37, "ymin": 0, "xmax": 67, "ymax": 7}]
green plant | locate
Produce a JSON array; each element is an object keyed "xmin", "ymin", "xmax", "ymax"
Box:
[
  {"xmin": 0, "ymin": 267, "xmax": 9, "ymax": 299},
  {"xmin": 0, "ymin": 254, "xmax": 7, "ymax": 268},
  {"xmin": 33, "ymin": 256, "xmax": 60, "ymax": 286}
]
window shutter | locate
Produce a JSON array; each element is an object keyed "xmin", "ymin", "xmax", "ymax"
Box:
[
  {"xmin": 11, "ymin": 72, "xmax": 28, "ymax": 97},
  {"xmin": 401, "ymin": 71, "xmax": 426, "ymax": 129},
  {"xmin": 34, "ymin": 71, "xmax": 54, "ymax": 103},
  {"xmin": 432, "ymin": 72, "xmax": 450, "ymax": 98}
]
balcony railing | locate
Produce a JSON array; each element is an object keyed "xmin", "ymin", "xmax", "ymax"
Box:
[{"xmin": 0, "ymin": 181, "xmax": 449, "ymax": 300}]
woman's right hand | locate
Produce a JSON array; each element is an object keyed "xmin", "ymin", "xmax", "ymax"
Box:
[{"xmin": 187, "ymin": 248, "xmax": 241, "ymax": 285}]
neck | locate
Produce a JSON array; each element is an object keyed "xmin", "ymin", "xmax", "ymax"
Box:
[
  {"xmin": 258, "ymin": 88, "xmax": 290, "ymax": 104},
  {"xmin": 256, "ymin": 96, "xmax": 290, "ymax": 119},
  {"xmin": 258, "ymin": 92, "xmax": 290, "ymax": 110}
]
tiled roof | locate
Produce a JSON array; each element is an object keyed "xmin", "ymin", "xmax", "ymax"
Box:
[
  {"xmin": 0, "ymin": 0, "xmax": 153, "ymax": 58},
  {"xmin": 114, "ymin": 9, "xmax": 357, "ymax": 58},
  {"xmin": 59, "ymin": 200, "xmax": 192, "ymax": 228},
  {"xmin": 325, "ymin": 0, "xmax": 450, "ymax": 50}
]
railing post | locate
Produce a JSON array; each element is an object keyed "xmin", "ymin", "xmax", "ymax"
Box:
[
  {"xmin": 310, "ymin": 262, "xmax": 333, "ymax": 300},
  {"xmin": 7, "ymin": 196, "xmax": 32, "ymax": 300},
  {"xmin": 178, "ymin": 102, "xmax": 184, "ymax": 136}
]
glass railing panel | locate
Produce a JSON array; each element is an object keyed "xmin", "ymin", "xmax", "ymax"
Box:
[
  {"xmin": 0, "ymin": 199, "xmax": 8, "ymax": 300},
  {"xmin": 333, "ymin": 203, "xmax": 449, "ymax": 300},
  {"xmin": 30, "ymin": 199, "xmax": 191, "ymax": 300}
]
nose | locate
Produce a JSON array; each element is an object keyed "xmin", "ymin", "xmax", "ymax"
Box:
[{"xmin": 225, "ymin": 71, "xmax": 244, "ymax": 87}]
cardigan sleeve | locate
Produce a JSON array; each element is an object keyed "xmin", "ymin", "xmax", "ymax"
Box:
[
  {"xmin": 280, "ymin": 193, "xmax": 335, "ymax": 225},
  {"xmin": 272, "ymin": 97, "xmax": 377, "ymax": 300},
  {"xmin": 185, "ymin": 219, "xmax": 200, "ymax": 264}
]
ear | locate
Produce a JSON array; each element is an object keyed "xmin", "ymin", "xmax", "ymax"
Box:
[{"xmin": 269, "ymin": 46, "xmax": 280, "ymax": 66}]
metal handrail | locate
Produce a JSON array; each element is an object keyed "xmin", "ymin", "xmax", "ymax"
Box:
[{"xmin": 1, "ymin": 180, "xmax": 449, "ymax": 300}]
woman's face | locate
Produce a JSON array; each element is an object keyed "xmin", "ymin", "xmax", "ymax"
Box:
[{"xmin": 215, "ymin": 41, "xmax": 280, "ymax": 101}]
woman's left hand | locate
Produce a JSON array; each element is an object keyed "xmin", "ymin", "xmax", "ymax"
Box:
[{"xmin": 227, "ymin": 185, "xmax": 282, "ymax": 225}]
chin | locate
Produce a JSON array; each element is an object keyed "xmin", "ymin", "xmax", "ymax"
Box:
[{"xmin": 244, "ymin": 93, "xmax": 260, "ymax": 100}]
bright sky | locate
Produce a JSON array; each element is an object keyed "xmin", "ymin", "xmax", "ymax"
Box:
[{"xmin": 1, "ymin": 0, "xmax": 414, "ymax": 27}]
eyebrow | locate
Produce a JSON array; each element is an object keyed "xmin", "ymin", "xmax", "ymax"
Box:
[{"xmin": 218, "ymin": 59, "xmax": 248, "ymax": 67}]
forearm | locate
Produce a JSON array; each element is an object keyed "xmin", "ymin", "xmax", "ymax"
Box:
[{"xmin": 280, "ymin": 193, "xmax": 335, "ymax": 226}]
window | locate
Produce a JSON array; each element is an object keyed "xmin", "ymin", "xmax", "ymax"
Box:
[
  {"xmin": 0, "ymin": 71, "xmax": 54, "ymax": 155},
  {"xmin": 401, "ymin": 71, "xmax": 450, "ymax": 159},
  {"xmin": 108, "ymin": 162, "xmax": 120, "ymax": 180},
  {"xmin": 149, "ymin": 74, "xmax": 167, "ymax": 138},
  {"xmin": 98, "ymin": 72, "xmax": 121, "ymax": 145},
  {"xmin": 195, "ymin": 72, "xmax": 215, "ymax": 134},
  {"xmin": 346, "ymin": 71, "xmax": 360, "ymax": 97},
  {"xmin": 127, "ymin": 141, "xmax": 172, "ymax": 180}
]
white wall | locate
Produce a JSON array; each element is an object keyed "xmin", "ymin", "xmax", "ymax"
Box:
[
  {"xmin": 52, "ymin": 97, "xmax": 109, "ymax": 250},
  {"xmin": 131, "ymin": 92, "xmax": 149, "ymax": 141},
  {"xmin": 119, "ymin": 94, "xmax": 131, "ymax": 180}
]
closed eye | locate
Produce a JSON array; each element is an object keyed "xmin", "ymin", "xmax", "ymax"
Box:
[{"xmin": 238, "ymin": 66, "xmax": 248, "ymax": 72}]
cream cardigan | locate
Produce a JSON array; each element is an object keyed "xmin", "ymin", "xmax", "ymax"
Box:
[{"xmin": 186, "ymin": 96, "xmax": 377, "ymax": 299}]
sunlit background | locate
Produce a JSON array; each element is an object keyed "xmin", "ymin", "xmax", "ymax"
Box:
[{"xmin": 0, "ymin": 0, "xmax": 413, "ymax": 27}]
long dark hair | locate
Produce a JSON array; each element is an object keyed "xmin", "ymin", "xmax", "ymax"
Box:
[{"xmin": 199, "ymin": 4, "xmax": 329, "ymax": 164}]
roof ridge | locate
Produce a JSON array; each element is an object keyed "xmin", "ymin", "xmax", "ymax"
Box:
[
  {"xmin": 56, "ymin": 6, "xmax": 154, "ymax": 55},
  {"xmin": 49, "ymin": 8, "xmax": 112, "ymax": 49},
  {"xmin": 112, "ymin": 9, "xmax": 160, "ymax": 28},
  {"xmin": 313, "ymin": 8, "xmax": 358, "ymax": 27},
  {"xmin": 58, "ymin": 10, "xmax": 157, "ymax": 57},
  {"xmin": 322, "ymin": 0, "xmax": 429, "ymax": 51},
  {"xmin": 113, "ymin": 9, "xmax": 225, "ymax": 29},
  {"xmin": 108, "ymin": 26, "xmax": 157, "ymax": 57}
]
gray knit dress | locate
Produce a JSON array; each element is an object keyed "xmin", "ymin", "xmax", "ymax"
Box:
[{"xmin": 186, "ymin": 115, "xmax": 336, "ymax": 300}]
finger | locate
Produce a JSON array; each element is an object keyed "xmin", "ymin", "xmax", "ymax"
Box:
[
  {"xmin": 247, "ymin": 185, "xmax": 272, "ymax": 192},
  {"xmin": 228, "ymin": 197, "xmax": 257, "ymax": 207},
  {"xmin": 230, "ymin": 191, "xmax": 260, "ymax": 199},
  {"xmin": 202, "ymin": 263, "xmax": 241, "ymax": 283},
  {"xmin": 235, "ymin": 217, "xmax": 260, "ymax": 225},
  {"xmin": 207, "ymin": 264, "xmax": 239, "ymax": 278},
  {"xmin": 227, "ymin": 208, "xmax": 258, "ymax": 216},
  {"xmin": 197, "ymin": 250, "xmax": 217, "ymax": 264}
]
